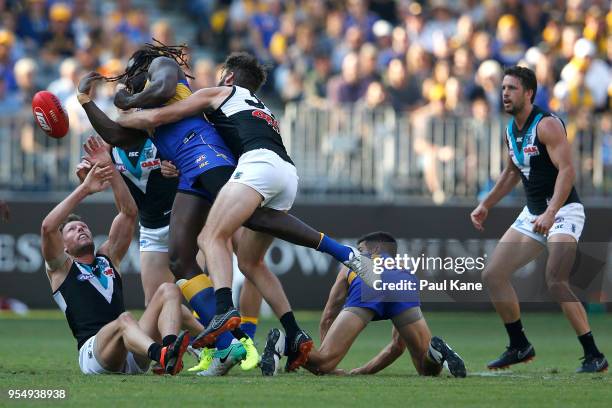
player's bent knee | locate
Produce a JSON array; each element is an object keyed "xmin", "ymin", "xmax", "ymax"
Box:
[
  {"xmin": 197, "ymin": 230, "xmax": 210, "ymax": 250},
  {"xmin": 117, "ymin": 312, "xmax": 136, "ymax": 329},
  {"xmin": 158, "ymin": 282, "xmax": 180, "ymax": 301},
  {"xmin": 546, "ymin": 279, "xmax": 574, "ymax": 301},
  {"xmin": 236, "ymin": 256, "xmax": 264, "ymax": 276}
]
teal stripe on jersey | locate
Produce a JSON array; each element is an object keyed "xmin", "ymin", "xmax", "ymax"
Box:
[
  {"xmin": 508, "ymin": 113, "xmax": 543, "ymax": 166},
  {"xmin": 116, "ymin": 139, "xmax": 153, "ymax": 179}
]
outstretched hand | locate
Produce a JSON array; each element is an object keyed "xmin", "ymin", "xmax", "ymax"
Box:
[
  {"xmin": 75, "ymin": 158, "xmax": 93, "ymax": 183},
  {"xmin": 83, "ymin": 135, "xmax": 112, "ymax": 166},
  {"xmin": 82, "ymin": 163, "xmax": 113, "ymax": 195}
]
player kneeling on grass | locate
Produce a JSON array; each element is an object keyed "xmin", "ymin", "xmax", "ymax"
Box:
[
  {"xmin": 261, "ymin": 232, "xmax": 466, "ymax": 378},
  {"xmin": 41, "ymin": 138, "xmax": 189, "ymax": 375}
]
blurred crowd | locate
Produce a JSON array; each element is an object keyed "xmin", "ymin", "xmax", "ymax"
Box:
[
  {"xmin": 0, "ymin": 0, "xmax": 610, "ymax": 196},
  {"xmin": 185, "ymin": 0, "xmax": 612, "ymax": 138}
]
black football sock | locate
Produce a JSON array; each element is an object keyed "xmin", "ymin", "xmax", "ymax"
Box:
[
  {"xmin": 215, "ymin": 287, "xmax": 234, "ymax": 315},
  {"xmin": 504, "ymin": 319, "xmax": 530, "ymax": 349},
  {"xmin": 231, "ymin": 327, "xmax": 249, "ymax": 340},
  {"xmin": 280, "ymin": 311, "xmax": 299, "ymax": 339},
  {"xmin": 147, "ymin": 343, "xmax": 163, "ymax": 363},
  {"xmin": 578, "ymin": 331, "xmax": 603, "ymax": 357},
  {"xmin": 162, "ymin": 335, "xmax": 177, "ymax": 347}
]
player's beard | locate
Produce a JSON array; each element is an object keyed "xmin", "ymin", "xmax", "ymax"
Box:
[
  {"xmin": 71, "ymin": 241, "xmax": 95, "ymax": 257},
  {"xmin": 504, "ymin": 98, "xmax": 524, "ymax": 116}
]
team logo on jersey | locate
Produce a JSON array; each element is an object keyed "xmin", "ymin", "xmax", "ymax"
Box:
[
  {"xmin": 523, "ymin": 146, "xmax": 539, "ymax": 155},
  {"xmin": 183, "ymin": 131, "xmax": 196, "ymax": 144},
  {"xmin": 252, "ymin": 109, "xmax": 280, "ymax": 134},
  {"xmin": 141, "ymin": 158, "xmax": 161, "ymax": 169},
  {"xmin": 102, "ymin": 267, "xmax": 115, "ymax": 278},
  {"xmin": 233, "ymin": 171, "xmax": 243, "ymax": 179},
  {"xmin": 143, "ymin": 147, "xmax": 155, "ymax": 159},
  {"xmin": 77, "ymin": 272, "xmax": 95, "ymax": 282}
]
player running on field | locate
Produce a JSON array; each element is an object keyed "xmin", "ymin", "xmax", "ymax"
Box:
[
  {"xmin": 41, "ymin": 139, "xmax": 189, "ymax": 375},
  {"xmin": 470, "ymin": 66, "xmax": 607, "ymax": 373},
  {"xmin": 260, "ymin": 232, "xmax": 466, "ymax": 378},
  {"xmin": 116, "ymin": 51, "xmax": 373, "ymax": 370}
]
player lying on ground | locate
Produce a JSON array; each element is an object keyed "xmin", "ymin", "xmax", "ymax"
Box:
[
  {"xmin": 260, "ymin": 232, "xmax": 466, "ymax": 378},
  {"xmin": 470, "ymin": 66, "xmax": 607, "ymax": 373},
  {"xmin": 77, "ymin": 136, "xmax": 262, "ymax": 376},
  {"xmin": 41, "ymin": 138, "xmax": 190, "ymax": 375}
]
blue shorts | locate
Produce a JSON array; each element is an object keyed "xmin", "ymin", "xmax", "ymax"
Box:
[
  {"xmin": 176, "ymin": 176, "xmax": 212, "ymax": 201},
  {"xmin": 344, "ymin": 277, "xmax": 420, "ymax": 321}
]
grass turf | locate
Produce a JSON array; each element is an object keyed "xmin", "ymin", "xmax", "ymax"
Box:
[{"xmin": 0, "ymin": 311, "xmax": 610, "ymax": 407}]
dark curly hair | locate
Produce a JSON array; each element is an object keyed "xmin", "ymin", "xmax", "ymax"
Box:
[{"xmin": 105, "ymin": 39, "xmax": 193, "ymax": 91}]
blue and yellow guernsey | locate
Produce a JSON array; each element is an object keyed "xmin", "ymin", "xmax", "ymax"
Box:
[
  {"xmin": 147, "ymin": 79, "xmax": 236, "ymax": 196},
  {"xmin": 343, "ymin": 259, "xmax": 420, "ymax": 321}
]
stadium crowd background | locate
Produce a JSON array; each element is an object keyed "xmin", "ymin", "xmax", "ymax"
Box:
[{"xmin": 0, "ymin": 0, "xmax": 610, "ymax": 201}]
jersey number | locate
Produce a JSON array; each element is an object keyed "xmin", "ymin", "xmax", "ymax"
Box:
[{"xmin": 245, "ymin": 92, "xmax": 265, "ymax": 109}]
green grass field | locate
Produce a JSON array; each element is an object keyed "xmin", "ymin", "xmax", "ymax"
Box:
[{"xmin": 1, "ymin": 311, "xmax": 610, "ymax": 407}]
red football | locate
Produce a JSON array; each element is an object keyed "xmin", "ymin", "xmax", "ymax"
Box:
[{"xmin": 31, "ymin": 91, "xmax": 69, "ymax": 138}]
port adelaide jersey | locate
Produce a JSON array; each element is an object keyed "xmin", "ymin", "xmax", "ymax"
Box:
[
  {"xmin": 206, "ymin": 85, "xmax": 293, "ymax": 165},
  {"xmin": 504, "ymin": 105, "xmax": 580, "ymax": 215},
  {"xmin": 112, "ymin": 139, "xmax": 177, "ymax": 228}
]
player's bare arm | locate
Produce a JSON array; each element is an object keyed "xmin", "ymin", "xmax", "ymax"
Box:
[
  {"xmin": 531, "ymin": 117, "xmax": 576, "ymax": 235},
  {"xmin": 113, "ymin": 57, "xmax": 179, "ymax": 110},
  {"xmin": 41, "ymin": 163, "xmax": 114, "ymax": 288},
  {"xmin": 77, "ymin": 72, "xmax": 148, "ymax": 149},
  {"xmin": 471, "ymin": 156, "xmax": 521, "ymax": 231},
  {"xmin": 84, "ymin": 136, "xmax": 138, "ymax": 267},
  {"xmin": 117, "ymin": 86, "xmax": 230, "ymax": 130},
  {"xmin": 319, "ymin": 267, "xmax": 349, "ymax": 341},
  {"xmin": 350, "ymin": 327, "xmax": 406, "ymax": 375}
]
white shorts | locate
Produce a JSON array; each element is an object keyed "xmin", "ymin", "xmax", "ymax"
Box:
[
  {"xmin": 139, "ymin": 224, "xmax": 169, "ymax": 252},
  {"xmin": 229, "ymin": 149, "xmax": 298, "ymax": 211},
  {"xmin": 510, "ymin": 202, "xmax": 585, "ymax": 244},
  {"xmin": 78, "ymin": 335, "xmax": 148, "ymax": 375}
]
